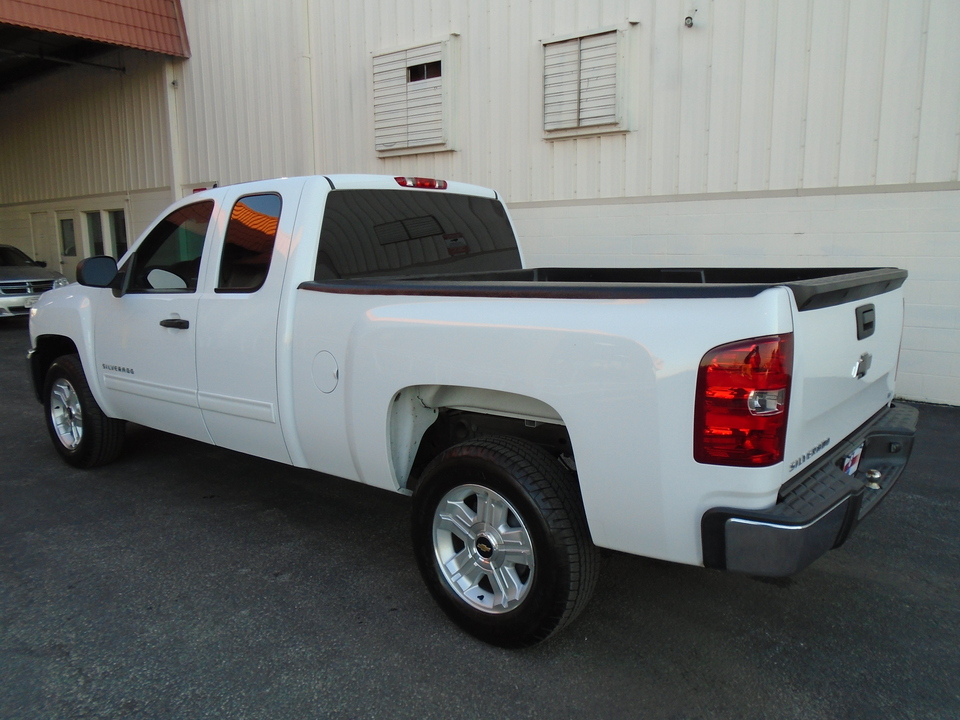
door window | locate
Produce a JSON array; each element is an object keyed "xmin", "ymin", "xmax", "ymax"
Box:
[
  {"xmin": 59, "ymin": 218, "xmax": 76, "ymax": 257},
  {"xmin": 126, "ymin": 201, "xmax": 214, "ymax": 293},
  {"xmin": 217, "ymin": 194, "xmax": 282, "ymax": 292}
]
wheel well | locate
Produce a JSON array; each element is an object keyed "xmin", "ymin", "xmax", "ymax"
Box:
[
  {"xmin": 408, "ymin": 409, "xmax": 575, "ymax": 489},
  {"xmin": 30, "ymin": 335, "xmax": 79, "ymax": 402}
]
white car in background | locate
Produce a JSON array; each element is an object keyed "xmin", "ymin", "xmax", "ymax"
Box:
[{"xmin": 0, "ymin": 244, "xmax": 69, "ymax": 318}]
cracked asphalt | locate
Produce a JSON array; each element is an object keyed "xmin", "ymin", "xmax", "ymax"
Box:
[{"xmin": 1, "ymin": 315, "xmax": 958, "ymax": 719}]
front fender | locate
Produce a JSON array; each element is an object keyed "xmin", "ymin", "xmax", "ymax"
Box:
[{"xmin": 29, "ymin": 286, "xmax": 114, "ymax": 416}]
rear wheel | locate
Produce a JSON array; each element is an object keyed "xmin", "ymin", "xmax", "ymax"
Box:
[
  {"xmin": 411, "ymin": 436, "xmax": 598, "ymax": 647},
  {"xmin": 44, "ymin": 354, "xmax": 125, "ymax": 468}
]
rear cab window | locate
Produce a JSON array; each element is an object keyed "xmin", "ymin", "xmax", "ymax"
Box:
[
  {"xmin": 217, "ymin": 193, "xmax": 282, "ymax": 293},
  {"xmin": 314, "ymin": 190, "xmax": 521, "ymax": 280}
]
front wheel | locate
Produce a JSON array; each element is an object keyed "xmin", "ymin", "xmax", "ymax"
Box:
[
  {"xmin": 411, "ymin": 436, "xmax": 598, "ymax": 647},
  {"xmin": 43, "ymin": 354, "xmax": 125, "ymax": 468}
]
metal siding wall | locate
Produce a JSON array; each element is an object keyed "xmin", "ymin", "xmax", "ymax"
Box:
[
  {"xmin": 0, "ymin": 51, "xmax": 169, "ymax": 205},
  {"xmin": 649, "ymin": 1, "xmax": 682, "ymax": 197},
  {"xmin": 916, "ymin": 0, "xmax": 960, "ymax": 184},
  {"xmin": 3, "ymin": 1, "xmax": 957, "ymax": 208},
  {"xmin": 706, "ymin": 0, "xmax": 743, "ymax": 193},
  {"xmin": 677, "ymin": 1, "xmax": 710, "ymax": 195},
  {"xmin": 837, "ymin": 0, "xmax": 886, "ymax": 188},
  {"xmin": 737, "ymin": 0, "xmax": 777, "ymax": 192},
  {"xmin": 279, "ymin": 0, "xmax": 957, "ymax": 203},
  {"xmin": 875, "ymin": 0, "xmax": 927, "ymax": 186},
  {"xmin": 176, "ymin": 0, "xmax": 309, "ymax": 188},
  {"xmin": 802, "ymin": 0, "xmax": 848, "ymax": 189}
]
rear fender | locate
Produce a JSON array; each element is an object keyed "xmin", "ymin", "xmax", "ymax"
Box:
[{"xmin": 387, "ymin": 384, "xmax": 566, "ymax": 490}]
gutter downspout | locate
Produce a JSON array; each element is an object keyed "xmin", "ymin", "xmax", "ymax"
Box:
[
  {"xmin": 300, "ymin": 0, "xmax": 317, "ymax": 175},
  {"xmin": 164, "ymin": 59, "xmax": 185, "ymax": 201}
]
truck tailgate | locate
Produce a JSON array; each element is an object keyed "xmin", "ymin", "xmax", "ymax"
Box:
[{"xmin": 784, "ymin": 270, "xmax": 906, "ymax": 482}]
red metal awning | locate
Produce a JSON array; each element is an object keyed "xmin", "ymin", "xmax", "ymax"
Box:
[{"xmin": 0, "ymin": 0, "xmax": 189, "ymax": 58}]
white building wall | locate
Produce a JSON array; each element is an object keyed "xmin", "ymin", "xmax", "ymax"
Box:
[
  {"xmin": 173, "ymin": 0, "xmax": 314, "ymax": 188},
  {"xmin": 275, "ymin": 0, "xmax": 960, "ymax": 200}
]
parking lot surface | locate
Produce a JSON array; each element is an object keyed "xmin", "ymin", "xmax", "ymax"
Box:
[{"xmin": 1, "ymin": 316, "xmax": 958, "ymax": 719}]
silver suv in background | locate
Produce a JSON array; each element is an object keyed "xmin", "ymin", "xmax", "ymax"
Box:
[{"xmin": 0, "ymin": 245, "xmax": 69, "ymax": 318}]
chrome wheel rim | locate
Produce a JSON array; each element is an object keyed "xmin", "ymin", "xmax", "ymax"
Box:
[
  {"xmin": 432, "ymin": 484, "xmax": 535, "ymax": 614},
  {"xmin": 50, "ymin": 378, "xmax": 83, "ymax": 450}
]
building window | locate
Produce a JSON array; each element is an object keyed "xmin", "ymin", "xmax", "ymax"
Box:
[
  {"xmin": 109, "ymin": 210, "xmax": 128, "ymax": 258},
  {"xmin": 373, "ymin": 42, "xmax": 450, "ymax": 153},
  {"xmin": 543, "ymin": 31, "xmax": 619, "ymax": 132},
  {"xmin": 86, "ymin": 211, "xmax": 104, "ymax": 256},
  {"xmin": 408, "ymin": 60, "xmax": 441, "ymax": 82}
]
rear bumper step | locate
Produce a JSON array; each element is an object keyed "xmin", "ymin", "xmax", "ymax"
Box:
[{"xmin": 701, "ymin": 403, "xmax": 919, "ymax": 577}]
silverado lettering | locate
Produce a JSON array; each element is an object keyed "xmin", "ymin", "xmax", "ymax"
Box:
[{"xmin": 790, "ymin": 438, "xmax": 832, "ymax": 473}]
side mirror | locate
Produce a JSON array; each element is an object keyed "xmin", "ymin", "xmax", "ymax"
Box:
[
  {"xmin": 76, "ymin": 256, "xmax": 119, "ymax": 288},
  {"xmin": 34, "ymin": 260, "xmax": 48, "ymax": 268}
]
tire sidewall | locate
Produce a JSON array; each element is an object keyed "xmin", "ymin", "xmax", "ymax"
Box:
[
  {"xmin": 412, "ymin": 450, "xmax": 568, "ymax": 647},
  {"xmin": 43, "ymin": 356, "xmax": 93, "ymax": 467}
]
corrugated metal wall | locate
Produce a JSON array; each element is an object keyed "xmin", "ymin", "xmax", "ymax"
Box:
[
  {"xmin": 174, "ymin": 0, "xmax": 312, "ymax": 186},
  {"xmin": 0, "ymin": 50, "xmax": 171, "ymax": 205},
  {"xmin": 259, "ymin": 0, "xmax": 960, "ymax": 203},
  {"xmin": 4, "ymin": 1, "xmax": 957, "ymax": 207}
]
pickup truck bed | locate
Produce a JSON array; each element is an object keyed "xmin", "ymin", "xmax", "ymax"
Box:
[{"xmin": 304, "ymin": 266, "xmax": 907, "ymax": 306}]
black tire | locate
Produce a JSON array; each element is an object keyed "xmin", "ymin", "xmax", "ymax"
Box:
[
  {"xmin": 411, "ymin": 436, "xmax": 598, "ymax": 647},
  {"xmin": 43, "ymin": 353, "xmax": 125, "ymax": 468}
]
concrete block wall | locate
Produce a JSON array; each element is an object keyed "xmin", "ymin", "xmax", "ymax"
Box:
[{"xmin": 510, "ymin": 186, "xmax": 960, "ymax": 406}]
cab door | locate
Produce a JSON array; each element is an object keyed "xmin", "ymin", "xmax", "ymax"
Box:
[
  {"xmin": 94, "ymin": 197, "xmax": 220, "ymax": 442},
  {"xmin": 194, "ymin": 180, "xmax": 303, "ymax": 464}
]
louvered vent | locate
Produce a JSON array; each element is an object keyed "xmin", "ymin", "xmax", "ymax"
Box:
[
  {"xmin": 374, "ymin": 43, "xmax": 444, "ymax": 151},
  {"xmin": 544, "ymin": 31, "xmax": 618, "ymax": 131}
]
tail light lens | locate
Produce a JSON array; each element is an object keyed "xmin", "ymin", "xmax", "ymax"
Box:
[
  {"xmin": 694, "ymin": 334, "xmax": 793, "ymax": 467},
  {"xmin": 395, "ymin": 176, "xmax": 448, "ymax": 189}
]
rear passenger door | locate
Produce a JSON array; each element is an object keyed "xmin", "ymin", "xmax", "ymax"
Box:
[{"xmin": 194, "ymin": 180, "xmax": 303, "ymax": 464}]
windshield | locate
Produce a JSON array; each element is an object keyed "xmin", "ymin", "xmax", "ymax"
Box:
[{"xmin": 0, "ymin": 246, "xmax": 36, "ymax": 267}]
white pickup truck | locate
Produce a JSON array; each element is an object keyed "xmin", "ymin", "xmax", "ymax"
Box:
[{"xmin": 28, "ymin": 175, "xmax": 918, "ymax": 647}]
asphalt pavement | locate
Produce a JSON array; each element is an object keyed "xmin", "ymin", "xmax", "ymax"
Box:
[{"xmin": 1, "ymin": 315, "xmax": 958, "ymax": 720}]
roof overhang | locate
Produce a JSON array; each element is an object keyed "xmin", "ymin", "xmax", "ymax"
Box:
[{"xmin": 0, "ymin": 0, "xmax": 189, "ymax": 93}]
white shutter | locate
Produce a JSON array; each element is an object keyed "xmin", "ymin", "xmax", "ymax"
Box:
[
  {"xmin": 405, "ymin": 44, "xmax": 444, "ymax": 148},
  {"xmin": 543, "ymin": 31, "xmax": 618, "ymax": 131},
  {"xmin": 373, "ymin": 43, "xmax": 444, "ymax": 151},
  {"xmin": 578, "ymin": 32, "xmax": 617, "ymax": 127},
  {"xmin": 373, "ymin": 50, "xmax": 410, "ymax": 150},
  {"xmin": 543, "ymin": 38, "xmax": 580, "ymax": 130}
]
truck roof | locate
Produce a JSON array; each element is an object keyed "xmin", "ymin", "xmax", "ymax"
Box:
[
  {"xmin": 324, "ymin": 174, "xmax": 498, "ymax": 198},
  {"xmin": 186, "ymin": 175, "xmax": 499, "ymax": 200}
]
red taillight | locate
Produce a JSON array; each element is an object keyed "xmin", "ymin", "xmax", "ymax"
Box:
[
  {"xmin": 395, "ymin": 176, "xmax": 448, "ymax": 189},
  {"xmin": 694, "ymin": 334, "xmax": 793, "ymax": 467}
]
